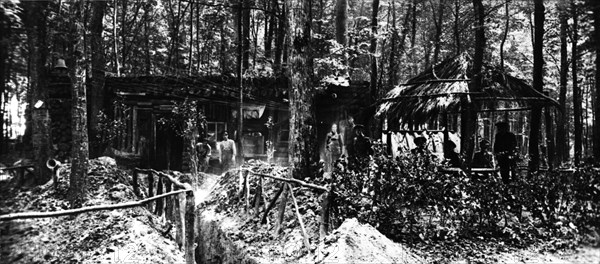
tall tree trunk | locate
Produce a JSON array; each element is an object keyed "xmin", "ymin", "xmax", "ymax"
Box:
[
  {"xmin": 463, "ymin": 0, "xmax": 485, "ymax": 163},
  {"xmin": 25, "ymin": 0, "xmax": 52, "ymax": 186},
  {"xmin": 113, "ymin": 0, "xmax": 120, "ymax": 76},
  {"xmin": 544, "ymin": 95, "xmax": 555, "ymax": 170},
  {"xmin": 593, "ymin": 1, "xmax": 600, "ymax": 160},
  {"xmin": 242, "ymin": 0, "xmax": 251, "ymax": 70},
  {"xmin": 528, "ymin": 0, "xmax": 544, "ymax": 172},
  {"xmin": 287, "ymin": 0, "xmax": 316, "ymax": 179},
  {"xmin": 265, "ymin": 0, "xmax": 277, "ymax": 58},
  {"xmin": 88, "ymin": 0, "xmax": 107, "ymax": 158},
  {"xmin": 121, "ymin": 0, "xmax": 127, "ymax": 73},
  {"xmin": 388, "ymin": 0, "xmax": 398, "ymax": 89},
  {"xmin": 572, "ymin": 0, "xmax": 582, "ymax": 165},
  {"xmin": 188, "ymin": 1, "xmax": 194, "ymax": 74},
  {"xmin": 500, "ymin": 0, "xmax": 510, "ymax": 70},
  {"xmin": 69, "ymin": 0, "xmax": 90, "ymax": 208},
  {"xmin": 144, "ymin": 1, "xmax": 151, "ymax": 74},
  {"xmin": 370, "ymin": 0, "xmax": 379, "ymax": 100},
  {"xmin": 274, "ymin": 2, "xmax": 286, "ymax": 74},
  {"xmin": 335, "ymin": 0, "xmax": 348, "ymax": 46},
  {"xmin": 432, "ymin": 0, "xmax": 444, "ymax": 65},
  {"xmin": 453, "ymin": 0, "xmax": 461, "ymax": 54},
  {"xmin": 276, "ymin": 0, "xmax": 316, "ymax": 235},
  {"xmin": 0, "ymin": 12, "xmax": 8, "ymax": 155},
  {"xmin": 556, "ymin": 1, "xmax": 569, "ymax": 164}
]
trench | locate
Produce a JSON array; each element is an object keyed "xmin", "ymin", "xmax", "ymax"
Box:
[{"xmin": 192, "ymin": 173, "xmax": 262, "ymax": 264}]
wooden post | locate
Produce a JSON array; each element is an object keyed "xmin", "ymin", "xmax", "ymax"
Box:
[
  {"xmin": 165, "ymin": 180, "xmax": 173, "ymax": 221},
  {"xmin": 148, "ymin": 171, "xmax": 154, "ymax": 210},
  {"xmin": 254, "ymin": 175, "xmax": 262, "ymax": 218},
  {"xmin": 184, "ymin": 190, "xmax": 196, "ymax": 264},
  {"xmin": 274, "ymin": 184, "xmax": 288, "ymax": 235},
  {"xmin": 288, "ymin": 184, "xmax": 311, "ymax": 254},
  {"xmin": 174, "ymin": 192, "xmax": 183, "ymax": 249},
  {"xmin": 261, "ymin": 183, "xmax": 284, "ymax": 224},
  {"xmin": 245, "ymin": 171, "xmax": 250, "ymax": 216},
  {"xmin": 132, "ymin": 169, "xmax": 140, "ymax": 197},
  {"xmin": 319, "ymin": 189, "xmax": 332, "ymax": 241},
  {"xmin": 155, "ymin": 175, "xmax": 164, "ymax": 216}
]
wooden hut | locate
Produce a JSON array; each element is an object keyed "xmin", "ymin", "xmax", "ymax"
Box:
[
  {"xmin": 104, "ymin": 75, "xmax": 289, "ymax": 171},
  {"xmin": 377, "ymin": 52, "xmax": 558, "ymax": 160}
]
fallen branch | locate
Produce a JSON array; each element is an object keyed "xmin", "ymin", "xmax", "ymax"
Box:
[{"xmin": 0, "ymin": 189, "xmax": 192, "ymax": 221}]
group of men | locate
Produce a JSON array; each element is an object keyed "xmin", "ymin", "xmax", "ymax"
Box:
[
  {"xmin": 195, "ymin": 132, "xmax": 237, "ymax": 173},
  {"xmin": 411, "ymin": 121, "xmax": 518, "ymax": 184},
  {"xmin": 325, "ymin": 116, "xmax": 374, "ymax": 170}
]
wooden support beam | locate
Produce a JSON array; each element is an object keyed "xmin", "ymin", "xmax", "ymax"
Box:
[{"xmin": 0, "ymin": 189, "xmax": 191, "ymax": 221}]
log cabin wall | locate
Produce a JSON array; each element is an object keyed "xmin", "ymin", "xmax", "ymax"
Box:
[{"xmin": 104, "ymin": 76, "xmax": 289, "ymax": 171}]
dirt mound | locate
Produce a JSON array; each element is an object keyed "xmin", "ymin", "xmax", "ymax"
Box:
[
  {"xmin": 197, "ymin": 161, "xmax": 425, "ymax": 263},
  {"xmin": 313, "ymin": 218, "xmax": 425, "ymax": 263},
  {"xmin": 0, "ymin": 157, "xmax": 185, "ymax": 263}
]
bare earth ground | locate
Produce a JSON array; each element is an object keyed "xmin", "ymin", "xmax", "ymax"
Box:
[
  {"xmin": 0, "ymin": 157, "xmax": 598, "ymax": 263},
  {"xmin": 0, "ymin": 158, "xmax": 185, "ymax": 264}
]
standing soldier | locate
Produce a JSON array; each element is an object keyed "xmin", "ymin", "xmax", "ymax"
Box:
[
  {"xmin": 196, "ymin": 136, "xmax": 212, "ymax": 172},
  {"xmin": 343, "ymin": 116, "xmax": 356, "ymax": 158},
  {"xmin": 218, "ymin": 132, "xmax": 237, "ymax": 172},
  {"xmin": 326, "ymin": 123, "xmax": 343, "ymax": 171},
  {"xmin": 494, "ymin": 122, "xmax": 518, "ymax": 184}
]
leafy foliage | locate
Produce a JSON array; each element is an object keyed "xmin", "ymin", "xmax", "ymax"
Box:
[{"xmin": 332, "ymin": 149, "xmax": 600, "ymax": 247}]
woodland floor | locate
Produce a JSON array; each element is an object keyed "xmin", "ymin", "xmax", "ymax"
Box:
[{"xmin": 0, "ymin": 154, "xmax": 597, "ymax": 263}]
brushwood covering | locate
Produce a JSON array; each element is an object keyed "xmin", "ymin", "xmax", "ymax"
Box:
[{"xmin": 377, "ymin": 53, "xmax": 558, "ymax": 125}]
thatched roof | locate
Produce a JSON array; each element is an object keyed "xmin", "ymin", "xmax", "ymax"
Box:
[{"xmin": 377, "ymin": 52, "xmax": 558, "ymax": 125}]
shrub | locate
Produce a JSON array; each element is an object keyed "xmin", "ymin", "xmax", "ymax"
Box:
[{"xmin": 331, "ymin": 148, "xmax": 600, "ymax": 245}]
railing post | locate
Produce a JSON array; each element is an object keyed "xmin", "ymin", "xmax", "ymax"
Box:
[
  {"xmin": 147, "ymin": 171, "xmax": 154, "ymax": 210},
  {"xmin": 319, "ymin": 187, "xmax": 333, "ymax": 241},
  {"xmin": 165, "ymin": 180, "xmax": 173, "ymax": 222},
  {"xmin": 155, "ymin": 175, "xmax": 164, "ymax": 216},
  {"xmin": 184, "ymin": 190, "xmax": 196, "ymax": 264},
  {"xmin": 132, "ymin": 169, "xmax": 140, "ymax": 197}
]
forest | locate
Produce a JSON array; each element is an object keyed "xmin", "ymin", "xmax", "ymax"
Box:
[{"xmin": 0, "ymin": 0, "xmax": 599, "ymax": 263}]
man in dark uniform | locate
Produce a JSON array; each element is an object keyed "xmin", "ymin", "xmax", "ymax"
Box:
[
  {"xmin": 472, "ymin": 139, "xmax": 494, "ymax": 168},
  {"xmin": 353, "ymin": 124, "xmax": 373, "ymax": 158},
  {"xmin": 343, "ymin": 116, "xmax": 356, "ymax": 158},
  {"xmin": 494, "ymin": 122, "xmax": 517, "ymax": 184}
]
